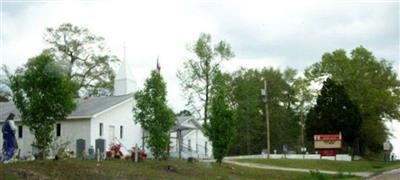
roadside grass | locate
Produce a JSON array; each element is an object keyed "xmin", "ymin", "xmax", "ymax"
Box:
[
  {"xmin": 0, "ymin": 158, "xmax": 359, "ymax": 179},
  {"xmin": 236, "ymin": 158, "xmax": 400, "ymax": 173}
]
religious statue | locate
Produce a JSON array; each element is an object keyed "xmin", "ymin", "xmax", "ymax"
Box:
[{"xmin": 2, "ymin": 113, "xmax": 18, "ymax": 163}]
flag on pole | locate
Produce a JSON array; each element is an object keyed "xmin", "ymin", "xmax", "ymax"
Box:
[{"xmin": 156, "ymin": 56, "xmax": 161, "ymax": 74}]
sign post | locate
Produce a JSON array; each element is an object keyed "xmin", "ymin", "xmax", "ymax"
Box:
[
  {"xmin": 261, "ymin": 79, "xmax": 270, "ymax": 159},
  {"xmin": 383, "ymin": 142, "xmax": 391, "ymax": 162}
]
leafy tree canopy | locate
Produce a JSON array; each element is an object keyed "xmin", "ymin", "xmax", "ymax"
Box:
[
  {"xmin": 176, "ymin": 109, "xmax": 192, "ymax": 116},
  {"xmin": 9, "ymin": 53, "xmax": 78, "ymax": 157},
  {"xmin": 204, "ymin": 72, "xmax": 235, "ymax": 164},
  {"xmin": 305, "ymin": 46, "xmax": 400, "ymax": 154},
  {"xmin": 228, "ymin": 68, "xmax": 301, "ymax": 155},
  {"xmin": 177, "ymin": 33, "xmax": 234, "ymax": 124},
  {"xmin": 44, "ymin": 23, "xmax": 119, "ymax": 97},
  {"xmin": 133, "ymin": 70, "xmax": 175, "ymax": 159}
]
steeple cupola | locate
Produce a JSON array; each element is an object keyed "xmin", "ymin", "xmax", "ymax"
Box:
[{"xmin": 114, "ymin": 50, "xmax": 137, "ymax": 95}]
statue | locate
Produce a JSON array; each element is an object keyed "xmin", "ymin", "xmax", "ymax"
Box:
[{"xmin": 2, "ymin": 113, "xmax": 18, "ymax": 163}]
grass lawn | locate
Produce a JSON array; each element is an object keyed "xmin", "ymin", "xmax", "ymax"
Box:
[
  {"xmin": 0, "ymin": 158, "xmax": 359, "ymax": 179},
  {"xmin": 236, "ymin": 158, "xmax": 400, "ymax": 173}
]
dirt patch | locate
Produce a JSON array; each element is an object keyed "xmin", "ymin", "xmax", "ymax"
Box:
[{"xmin": 164, "ymin": 165, "xmax": 178, "ymax": 173}]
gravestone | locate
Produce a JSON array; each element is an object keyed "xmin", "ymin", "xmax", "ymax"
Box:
[
  {"xmin": 95, "ymin": 139, "xmax": 106, "ymax": 160},
  {"xmin": 95, "ymin": 138, "xmax": 105, "ymax": 153},
  {"xmin": 76, "ymin": 139, "xmax": 86, "ymax": 158},
  {"xmin": 88, "ymin": 145, "xmax": 95, "ymax": 160}
]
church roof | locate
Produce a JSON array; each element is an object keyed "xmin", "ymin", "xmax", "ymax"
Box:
[
  {"xmin": 172, "ymin": 115, "xmax": 204, "ymax": 137},
  {"xmin": 0, "ymin": 94, "xmax": 133, "ymax": 121}
]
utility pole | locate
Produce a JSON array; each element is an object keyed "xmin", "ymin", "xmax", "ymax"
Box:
[
  {"xmin": 301, "ymin": 109, "xmax": 304, "ymax": 148},
  {"xmin": 261, "ymin": 79, "xmax": 270, "ymax": 159}
]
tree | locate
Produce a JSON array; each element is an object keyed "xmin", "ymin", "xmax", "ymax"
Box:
[
  {"xmin": 177, "ymin": 33, "xmax": 234, "ymax": 124},
  {"xmin": 305, "ymin": 78, "xmax": 362, "ymax": 156},
  {"xmin": 292, "ymin": 77, "xmax": 314, "ymax": 148},
  {"xmin": 176, "ymin": 109, "xmax": 192, "ymax": 116},
  {"xmin": 9, "ymin": 53, "xmax": 78, "ymax": 158},
  {"xmin": 44, "ymin": 23, "xmax": 118, "ymax": 97},
  {"xmin": 204, "ymin": 72, "xmax": 235, "ymax": 164},
  {"xmin": 305, "ymin": 46, "xmax": 400, "ymax": 154},
  {"xmin": 133, "ymin": 70, "xmax": 175, "ymax": 159},
  {"xmin": 0, "ymin": 65, "xmax": 12, "ymax": 102},
  {"xmin": 228, "ymin": 68, "xmax": 300, "ymax": 155},
  {"xmin": 0, "ymin": 84, "xmax": 11, "ymax": 102}
]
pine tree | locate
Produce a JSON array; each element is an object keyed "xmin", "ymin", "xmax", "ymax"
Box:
[{"xmin": 305, "ymin": 78, "xmax": 362, "ymax": 156}]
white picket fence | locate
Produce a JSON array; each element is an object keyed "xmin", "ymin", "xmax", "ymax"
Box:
[{"xmin": 224, "ymin": 154, "xmax": 352, "ymax": 161}]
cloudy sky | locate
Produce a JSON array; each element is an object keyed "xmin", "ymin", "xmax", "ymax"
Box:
[{"xmin": 1, "ymin": 0, "xmax": 399, "ymax": 155}]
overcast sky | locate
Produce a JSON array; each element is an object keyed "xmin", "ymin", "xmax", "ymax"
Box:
[{"xmin": 1, "ymin": 0, "xmax": 399, "ymax": 156}]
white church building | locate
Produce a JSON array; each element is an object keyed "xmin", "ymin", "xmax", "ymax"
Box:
[{"xmin": 0, "ymin": 59, "xmax": 212, "ymax": 159}]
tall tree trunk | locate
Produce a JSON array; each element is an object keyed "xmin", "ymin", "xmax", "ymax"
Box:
[{"xmin": 204, "ymin": 74, "xmax": 209, "ymax": 125}]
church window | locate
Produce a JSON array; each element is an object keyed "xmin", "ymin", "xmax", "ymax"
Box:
[
  {"xmin": 205, "ymin": 141, "xmax": 208, "ymax": 154},
  {"xmin": 120, "ymin": 126, "xmax": 123, "ymax": 139},
  {"xmin": 56, "ymin": 123, "xmax": 61, "ymax": 137},
  {"xmin": 100, "ymin": 123, "xmax": 103, "ymax": 136},
  {"xmin": 18, "ymin": 125, "xmax": 23, "ymax": 138}
]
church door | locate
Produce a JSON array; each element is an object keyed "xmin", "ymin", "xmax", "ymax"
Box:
[{"xmin": 108, "ymin": 125, "xmax": 115, "ymax": 145}]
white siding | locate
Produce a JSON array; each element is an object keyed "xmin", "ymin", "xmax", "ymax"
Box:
[
  {"xmin": 90, "ymin": 98, "xmax": 143, "ymax": 155},
  {"xmin": 15, "ymin": 122, "xmax": 35, "ymax": 157},
  {"xmin": 0, "ymin": 119, "xmax": 90, "ymax": 157},
  {"xmin": 53, "ymin": 119, "xmax": 91, "ymax": 156},
  {"xmin": 170, "ymin": 129, "xmax": 213, "ymax": 159}
]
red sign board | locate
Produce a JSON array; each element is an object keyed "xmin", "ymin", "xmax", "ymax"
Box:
[
  {"xmin": 315, "ymin": 134, "xmax": 341, "ymax": 141},
  {"xmin": 314, "ymin": 133, "xmax": 342, "ymax": 149}
]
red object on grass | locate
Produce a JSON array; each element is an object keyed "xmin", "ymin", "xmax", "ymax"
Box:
[
  {"xmin": 106, "ymin": 144, "xmax": 124, "ymax": 159},
  {"xmin": 319, "ymin": 149, "xmax": 337, "ymax": 156},
  {"xmin": 130, "ymin": 147, "xmax": 147, "ymax": 161}
]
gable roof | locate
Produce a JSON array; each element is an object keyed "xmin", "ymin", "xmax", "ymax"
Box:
[
  {"xmin": 0, "ymin": 94, "xmax": 133, "ymax": 121},
  {"xmin": 172, "ymin": 115, "xmax": 204, "ymax": 136}
]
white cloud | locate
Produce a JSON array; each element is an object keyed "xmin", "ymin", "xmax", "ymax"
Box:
[{"xmin": 221, "ymin": 57, "xmax": 283, "ymax": 72}]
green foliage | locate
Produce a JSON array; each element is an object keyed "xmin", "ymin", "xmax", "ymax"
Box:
[
  {"xmin": 292, "ymin": 77, "xmax": 314, "ymax": 148},
  {"xmin": 204, "ymin": 72, "xmax": 235, "ymax": 164},
  {"xmin": 44, "ymin": 23, "xmax": 118, "ymax": 97},
  {"xmin": 0, "ymin": 159, "xmax": 324, "ymax": 179},
  {"xmin": 177, "ymin": 33, "xmax": 234, "ymax": 124},
  {"xmin": 305, "ymin": 78, "xmax": 362, "ymax": 155},
  {"xmin": 309, "ymin": 170, "xmax": 328, "ymax": 180},
  {"xmin": 228, "ymin": 68, "xmax": 301, "ymax": 155},
  {"xmin": 305, "ymin": 46, "xmax": 400, "ymax": 154},
  {"xmin": 0, "ymin": 65, "xmax": 12, "ymax": 102},
  {"xmin": 133, "ymin": 70, "xmax": 175, "ymax": 159},
  {"xmin": 9, "ymin": 53, "xmax": 78, "ymax": 157},
  {"xmin": 239, "ymin": 158, "xmax": 400, "ymax": 172},
  {"xmin": 176, "ymin": 109, "xmax": 192, "ymax": 116}
]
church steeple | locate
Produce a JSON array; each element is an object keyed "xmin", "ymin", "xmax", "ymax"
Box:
[{"xmin": 114, "ymin": 44, "xmax": 137, "ymax": 96}]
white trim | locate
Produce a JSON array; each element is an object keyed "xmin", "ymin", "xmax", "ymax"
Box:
[
  {"xmin": 0, "ymin": 116, "xmax": 91, "ymax": 122},
  {"xmin": 0, "ymin": 98, "xmax": 132, "ymax": 122},
  {"xmin": 0, "ymin": 119, "xmax": 21, "ymax": 123},
  {"xmin": 68, "ymin": 116, "xmax": 92, "ymax": 119},
  {"xmin": 92, "ymin": 97, "xmax": 133, "ymax": 118}
]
